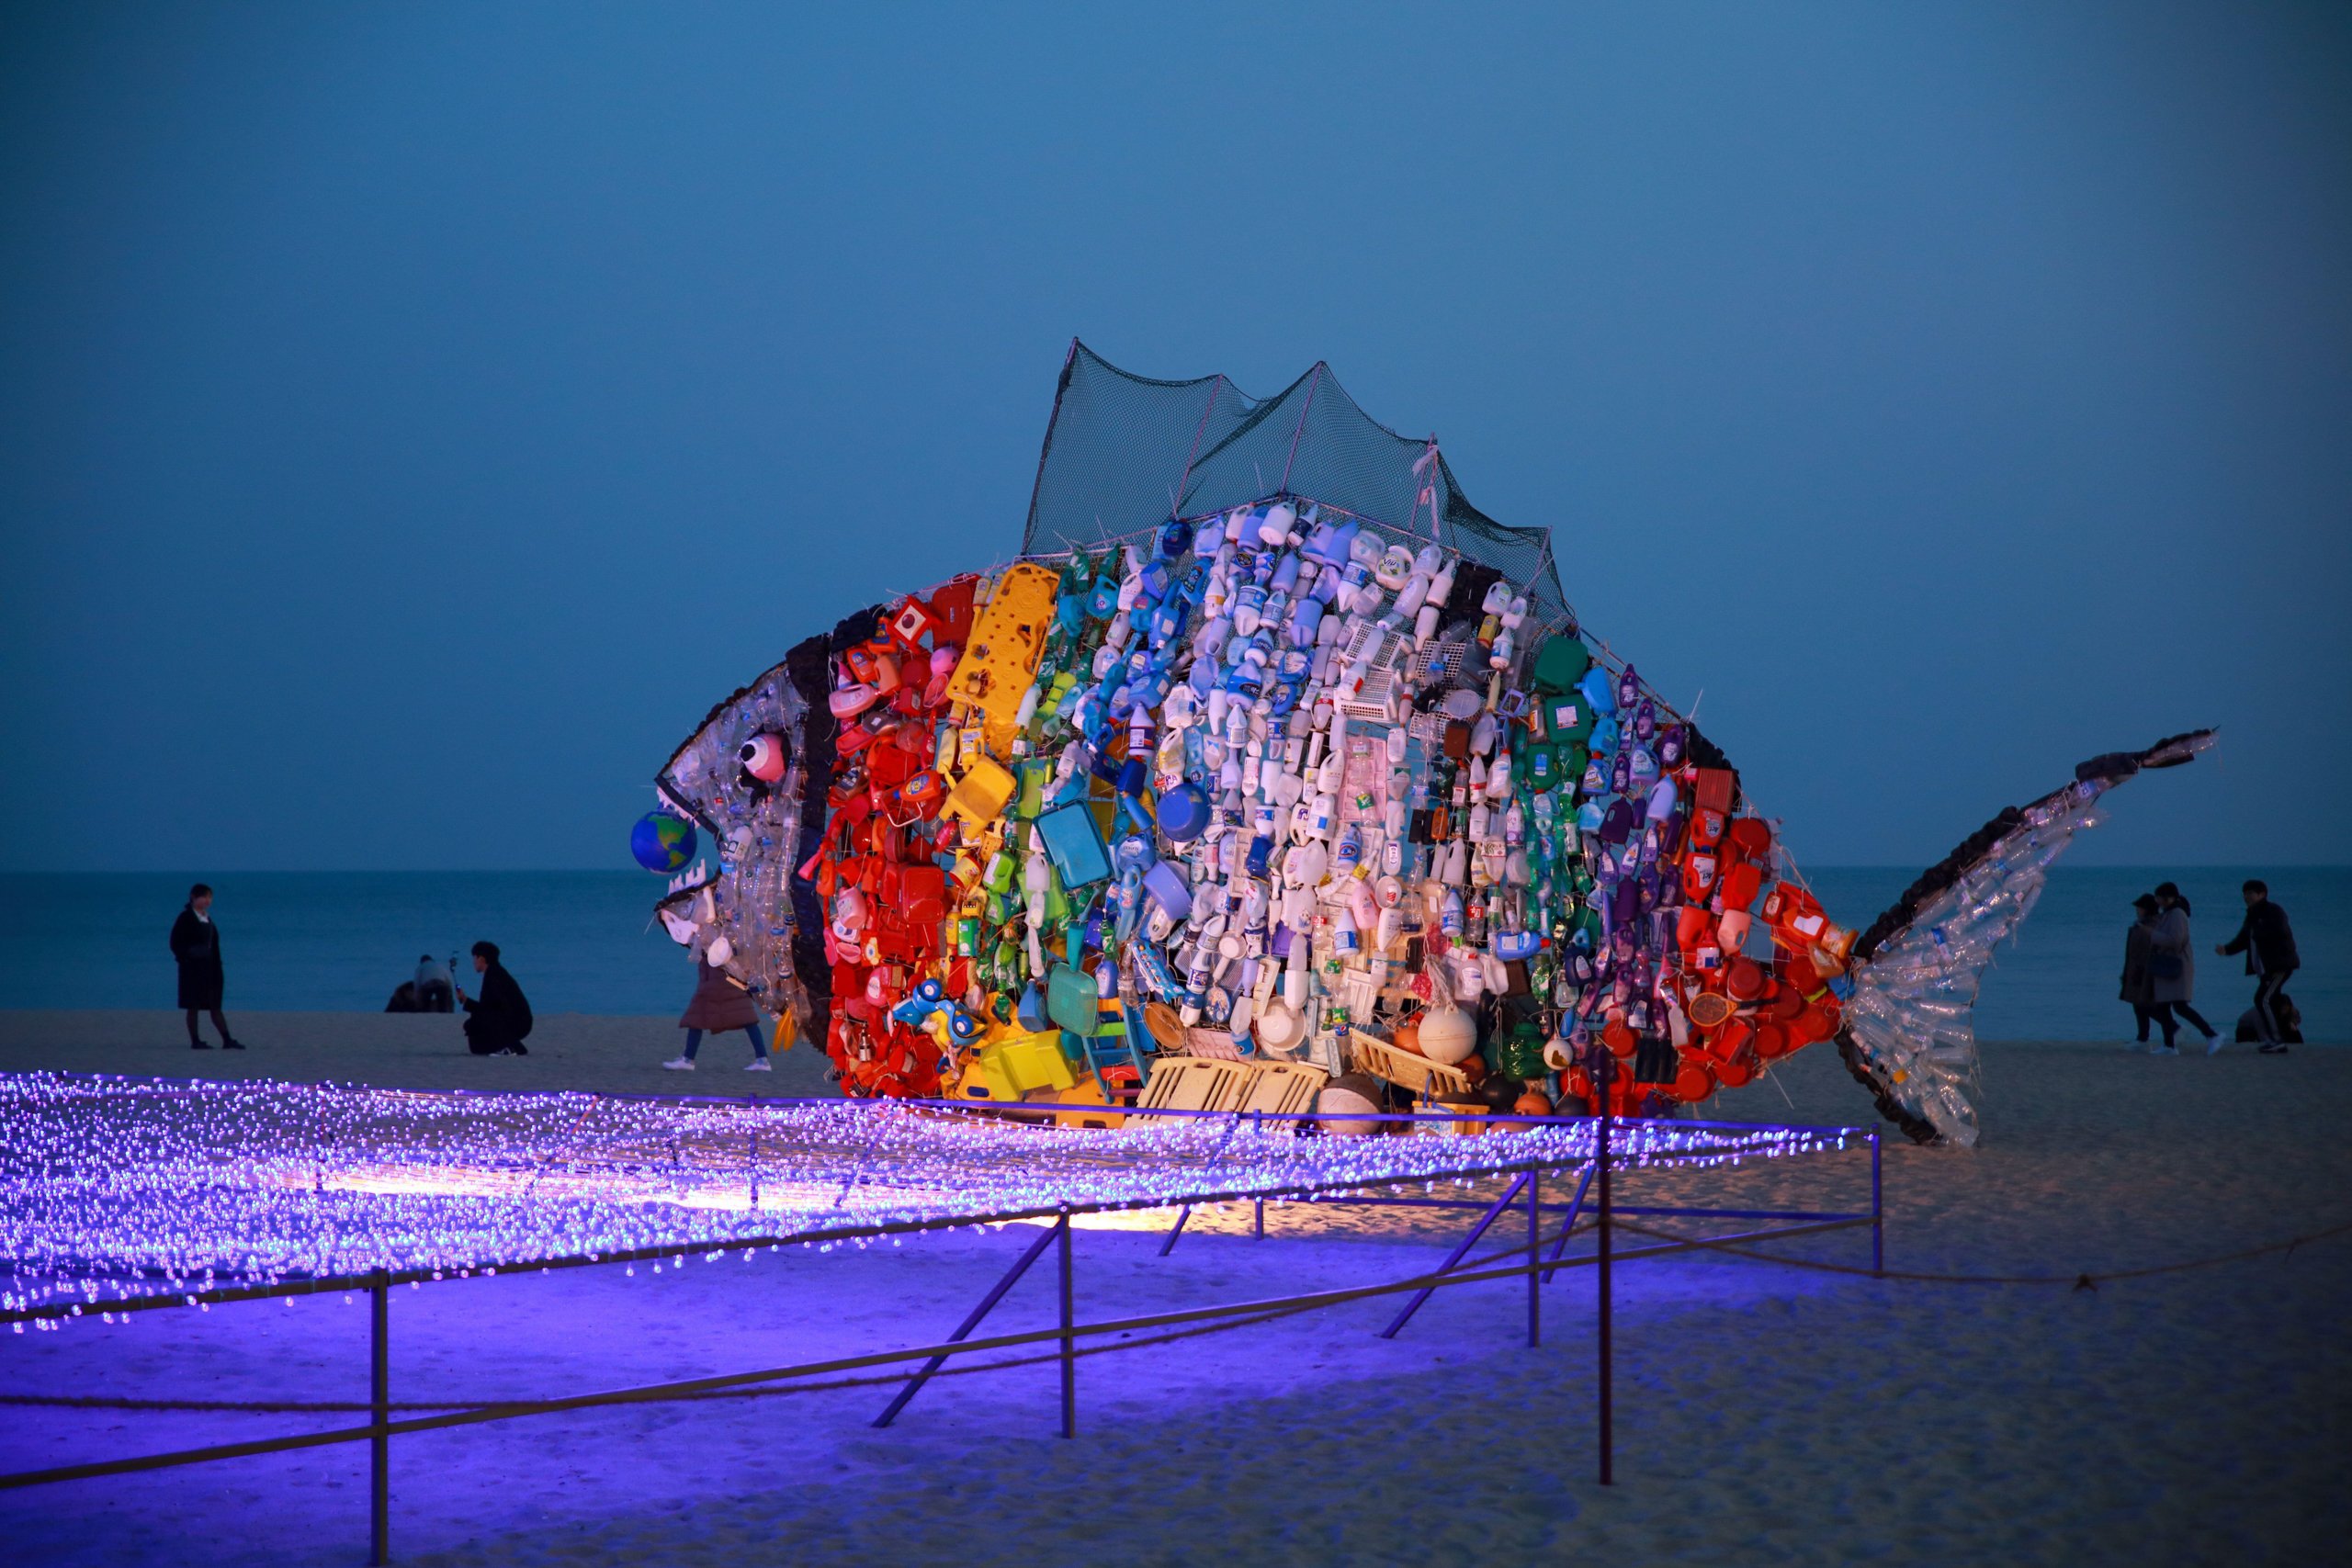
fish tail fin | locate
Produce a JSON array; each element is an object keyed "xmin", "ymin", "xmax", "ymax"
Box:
[{"xmin": 1840, "ymin": 729, "xmax": 2218, "ymax": 1145}]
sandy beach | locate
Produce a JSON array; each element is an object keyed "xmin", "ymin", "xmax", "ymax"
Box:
[{"xmin": 0, "ymin": 1021, "xmax": 2344, "ymax": 1567}]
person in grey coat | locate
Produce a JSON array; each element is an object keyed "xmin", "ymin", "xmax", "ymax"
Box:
[
  {"xmin": 2120, "ymin": 894, "xmax": 2177, "ymax": 1054},
  {"xmin": 2151, "ymin": 883, "xmax": 2220, "ymax": 1050}
]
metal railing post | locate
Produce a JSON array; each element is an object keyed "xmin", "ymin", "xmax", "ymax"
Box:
[
  {"xmin": 875, "ymin": 1219, "xmax": 1060, "ymax": 1428},
  {"xmin": 368, "ymin": 1269, "xmax": 390, "ymax": 1565},
  {"xmin": 1252, "ymin": 1111, "xmax": 1265, "ymax": 1238},
  {"xmin": 1871, "ymin": 1126, "xmax": 1884, "ymax": 1277},
  {"xmin": 1526, "ymin": 1163, "xmax": 1541, "ymax": 1348},
  {"xmin": 1597, "ymin": 1057, "xmax": 1613, "ymax": 1486},
  {"xmin": 1057, "ymin": 1213, "xmax": 1076, "ymax": 1438}
]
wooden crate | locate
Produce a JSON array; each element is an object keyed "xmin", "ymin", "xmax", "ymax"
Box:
[{"xmin": 1345, "ymin": 1031, "xmax": 1484, "ymax": 1135}]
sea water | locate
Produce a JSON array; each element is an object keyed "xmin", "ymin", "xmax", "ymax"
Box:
[{"xmin": 0, "ymin": 868, "xmax": 2338, "ymax": 1043}]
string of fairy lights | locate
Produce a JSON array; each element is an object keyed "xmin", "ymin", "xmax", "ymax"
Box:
[{"xmin": 1, "ymin": 1074, "xmax": 1853, "ymax": 1333}]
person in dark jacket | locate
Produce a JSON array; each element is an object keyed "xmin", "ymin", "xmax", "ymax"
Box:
[
  {"xmin": 662, "ymin": 954, "xmax": 771, "ymax": 1072},
  {"xmin": 457, "ymin": 941, "xmax": 533, "ymax": 1055},
  {"xmin": 2120, "ymin": 895, "xmax": 2176, "ymax": 1053},
  {"xmin": 2216, "ymin": 880, "xmax": 2300, "ymax": 1053},
  {"xmin": 169, "ymin": 884, "xmax": 243, "ymax": 1051}
]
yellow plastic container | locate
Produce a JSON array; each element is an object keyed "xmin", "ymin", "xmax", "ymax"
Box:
[
  {"xmin": 944, "ymin": 756, "xmax": 1016, "ymax": 828},
  {"xmin": 978, "ymin": 1029, "xmax": 1076, "ymax": 1098}
]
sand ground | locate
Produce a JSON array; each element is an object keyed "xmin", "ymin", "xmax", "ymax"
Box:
[{"xmin": 0, "ymin": 1022, "xmax": 2345, "ymax": 1566}]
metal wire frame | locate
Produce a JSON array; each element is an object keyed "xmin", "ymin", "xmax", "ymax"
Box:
[{"xmin": 0, "ymin": 1096, "xmax": 1881, "ymax": 1562}]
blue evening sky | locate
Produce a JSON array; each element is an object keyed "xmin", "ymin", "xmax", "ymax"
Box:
[{"xmin": 3, "ymin": 2, "xmax": 2346, "ymax": 872}]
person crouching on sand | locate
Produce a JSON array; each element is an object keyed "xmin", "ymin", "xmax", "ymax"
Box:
[
  {"xmin": 2217, "ymin": 879, "xmax": 2300, "ymax": 1054},
  {"xmin": 662, "ymin": 949, "xmax": 771, "ymax": 1072},
  {"xmin": 2121, "ymin": 894, "xmax": 2177, "ymax": 1054},
  {"xmin": 170, "ymin": 883, "xmax": 244, "ymax": 1051},
  {"xmin": 2151, "ymin": 882, "xmax": 2221, "ymax": 1052},
  {"xmin": 457, "ymin": 941, "xmax": 534, "ymax": 1056}
]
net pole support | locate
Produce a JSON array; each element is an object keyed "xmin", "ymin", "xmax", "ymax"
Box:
[
  {"xmin": 1871, "ymin": 1128, "xmax": 1884, "ymax": 1277},
  {"xmin": 1252, "ymin": 1112, "xmax": 1265, "ymax": 1240},
  {"xmin": 1598, "ymin": 1059, "xmax": 1614, "ymax": 1486},
  {"xmin": 874, "ymin": 1216, "xmax": 1060, "ymax": 1428},
  {"xmin": 1057, "ymin": 1213, "xmax": 1076, "ymax": 1439},
  {"xmin": 368, "ymin": 1269, "xmax": 390, "ymax": 1565},
  {"xmin": 1379, "ymin": 1172, "xmax": 1528, "ymax": 1340},
  {"xmin": 1526, "ymin": 1164, "xmax": 1541, "ymax": 1348}
]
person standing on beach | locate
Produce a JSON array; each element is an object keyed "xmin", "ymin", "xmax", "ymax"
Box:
[
  {"xmin": 169, "ymin": 884, "xmax": 244, "ymax": 1051},
  {"xmin": 2151, "ymin": 883, "xmax": 2220, "ymax": 1051},
  {"xmin": 2217, "ymin": 880, "xmax": 2300, "ymax": 1054},
  {"xmin": 2120, "ymin": 894, "xmax": 2177, "ymax": 1053},
  {"xmin": 456, "ymin": 941, "xmax": 534, "ymax": 1055},
  {"xmin": 662, "ymin": 953, "xmax": 771, "ymax": 1072}
]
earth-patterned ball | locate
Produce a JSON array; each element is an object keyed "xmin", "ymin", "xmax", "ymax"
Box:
[{"xmin": 630, "ymin": 811, "xmax": 696, "ymax": 874}]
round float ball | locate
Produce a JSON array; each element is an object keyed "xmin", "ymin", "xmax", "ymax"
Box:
[
  {"xmin": 1512, "ymin": 1089, "xmax": 1554, "ymax": 1118},
  {"xmin": 1458, "ymin": 1053, "xmax": 1488, "ymax": 1086},
  {"xmin": 740, "ymin": 732, "xmax": 790, "ymax": 783},
  {"xmin": 1416, "ymin": 1003, "xmax": 1478, "ymax": 1065},
  {"xmin": 1391, "ymin": 1016, "xmax": 1424, "ymax": 1056},
  {"xmin": 1316, "ymin": 1071, "xmax": 1385, "ymax": 1135},
  {"xmin": 1476, "ymin": 1076, "xmax": 1521, "ymax": 1113},
  {"xmin": 1554, "ymin": 1092, "xmax": 1591, "ymax": 1117}
]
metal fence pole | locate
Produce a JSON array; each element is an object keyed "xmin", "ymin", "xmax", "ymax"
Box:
[
  {"xmin": 1597, "ymin": 1058, "xmax": 1613, "ymax": 1486},
  {"xmin": 1251, "ymin": 1110, "xmax": 1265, "ymax": 1239},
  {"xmin": 1526, "ymin": 1163, "xmax": 1541, "ymax": 1348},
  {"xmin": 368, "ymin": 1270, "xmax": 390, "ymax": 1565},
  {"xmin": 1057, "ymin": 1213, "xmax": 1075, "ymax": 1439},
  {"xmin": 1871, "ymin": 1128, "xmax": 1884, "ymax": 1277}
]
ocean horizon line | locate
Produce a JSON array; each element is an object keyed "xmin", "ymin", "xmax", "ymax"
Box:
[{"xmin": 6, "ymin": 863, "xmax": 2346, "ymax": 877}]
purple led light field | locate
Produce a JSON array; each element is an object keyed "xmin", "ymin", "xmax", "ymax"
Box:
[{"xmin": 1, "ymin": 1073, "xmax": 1851, "ymax": 1329}]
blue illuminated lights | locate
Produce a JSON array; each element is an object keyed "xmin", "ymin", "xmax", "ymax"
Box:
[{"xmin": 0, "ymin": 1073, "xmax": 1850, "ymax": 1331}]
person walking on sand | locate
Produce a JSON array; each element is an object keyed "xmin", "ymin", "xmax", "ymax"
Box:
[
  {"xmin": 662, "ymin": 951, "xmax": 771, "ymax": 1072},
  {"xmin": 2151, "ymin": 883, "xmax": 2221, "ymax": 1051},
  {"xmin": 2120, "ymin": 894, "xmax": 2177, "ymax": 1054},
  {"xmin": 2217, "ymin": 880, "xmax": 2300, "ymax": 1054},
  {"xmin": 456, "ymin": 941, "xmax": 534, "ymax": 1056},
  {"xmin": 169, "ymin": 884, "xmax": 244, "ymax": 1051}
]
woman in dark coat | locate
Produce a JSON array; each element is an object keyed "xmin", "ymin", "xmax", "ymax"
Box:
[
  {"xmin": 661, "ymin": 951, "xmax": 770, "ymax": 1072},
  {"xmin": 170, "ymin": 884, "xmax": 243, "ymax": 1050},
  {"xmin": 2120, "ymin": 894, "xmax": 2176, "ymax": 1054}
]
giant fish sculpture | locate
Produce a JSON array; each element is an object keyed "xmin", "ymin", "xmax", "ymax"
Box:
[{"xmin": 645, "ymin": 344, "xmax": 2212, "ymax": 1146}]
